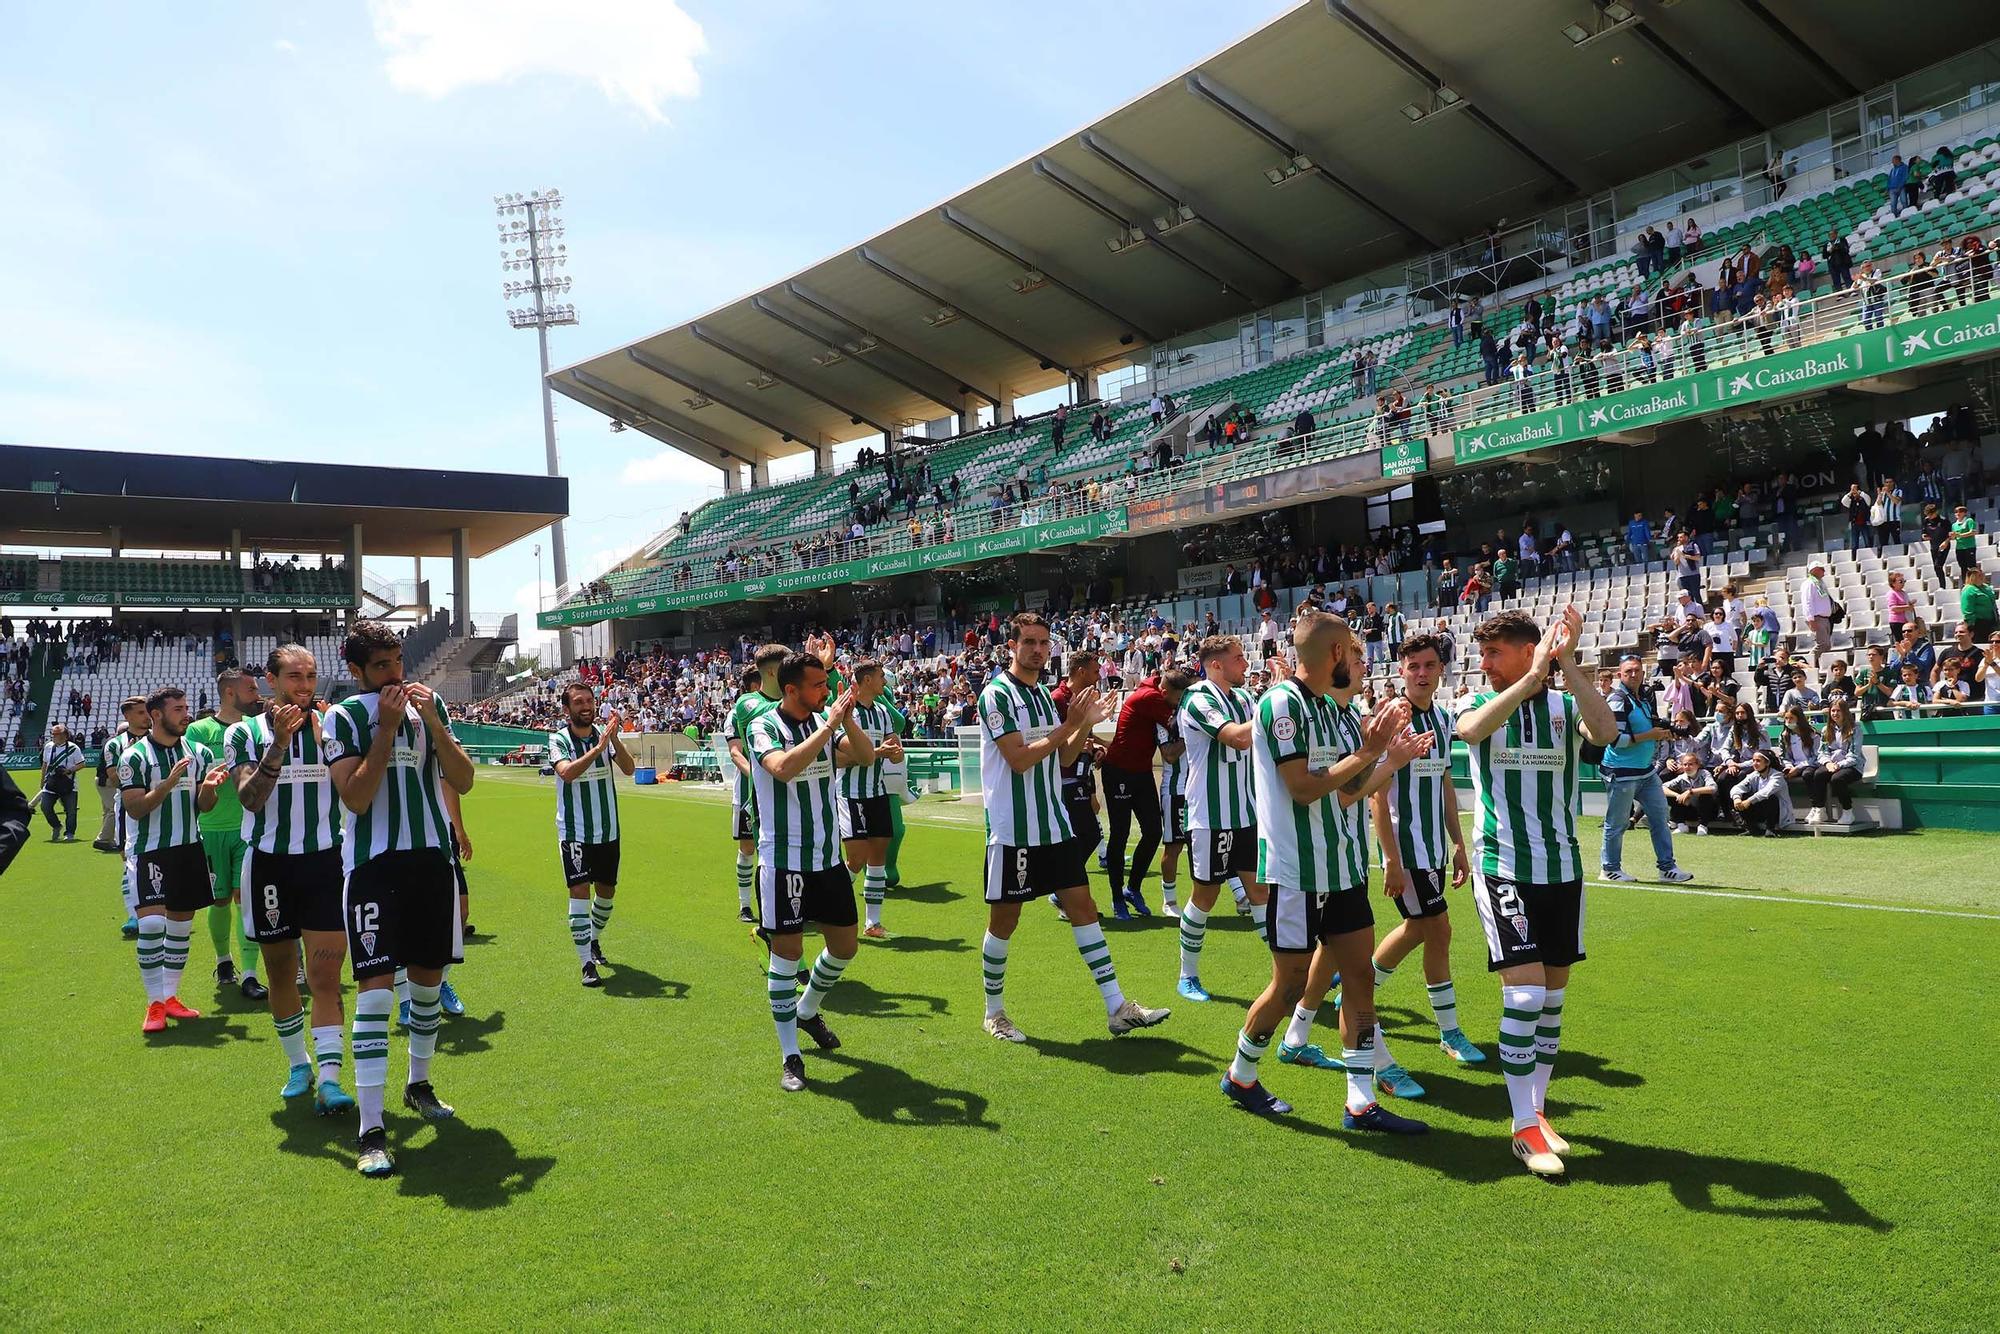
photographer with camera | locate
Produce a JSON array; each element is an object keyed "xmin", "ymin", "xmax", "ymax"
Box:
[{"xmin": 1599, "ymin": 655, "xmax": 1693, "ymax": 885}]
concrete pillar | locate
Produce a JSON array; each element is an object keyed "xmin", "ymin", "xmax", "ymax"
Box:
[
  {"xmin": 413, "ymin": 557, "xmax": 425, "ymax": 615},
  {"xmin": 996, "ymin": 389, "xmax": 1016, "ymax": 424},
  {"xmin": 957, "ymin": 393, "xmax": 982, "ymax": 436},
  {"xmin": 721, "ymin": 463, "xmax": 740, "ymax": 494},
  {"xmin": 451, "ymin": 528, "xmax": 470, "ymax": 636},
  {"xmin": 752, "ymin": 458, "xmax": 772, "ymax": 488},
  {"xmin": 350, "ymin": 524, "xmax": 364, "ymax": 627},
  {"xmin": 814, "ymin": 445, "xmax": 830, "ymax": 476}
]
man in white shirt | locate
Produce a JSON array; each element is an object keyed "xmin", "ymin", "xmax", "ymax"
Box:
[{"xmin": 1798, "ymin": 561, "xmax": 1837, "ymax": 669}]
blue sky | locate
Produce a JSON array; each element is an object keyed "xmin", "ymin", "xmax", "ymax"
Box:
[{"xmin": 0, "ymin": 0, "xmax": 1293, "ymax": 659}]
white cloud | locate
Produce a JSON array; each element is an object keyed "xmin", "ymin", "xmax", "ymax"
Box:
[
  {"xmin": 274, "ymin": 38, "xmax": 297, "ymax": 54},
  {"xmin": 368, "ymin": 0, "xmax": 705, "ymax": 122}
]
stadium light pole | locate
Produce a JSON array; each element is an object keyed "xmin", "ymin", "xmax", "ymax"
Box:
[{"xmin": 497, "ymin": 189, "xmax": 578, "ymax": 666}]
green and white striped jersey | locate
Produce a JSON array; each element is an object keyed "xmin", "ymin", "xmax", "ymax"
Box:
[
  {"xmin": 118, "ymin": 733, "xmax": 217, "ymax": 855},
  {"xmin": 1380, "ymin": 699, "xmax": 1456, "ymax": 871},
  {"xmin": 549, "ymin": 724, "xmax": 620, "ymax": 843},
  {"xmin": 978, "ymin": 671, "xmax": 1073, "ymax": 849},
  {"xmin": 747, "ymin": 707, "xmax": 841, "ymax": 871},
  {"xmin": 728, "ymin": 690, "xmax": 781, "ymax": 808},
  {"xmin": 838, "ymin": 698, "xmax": 905, "ymax": 800},
  {"xmin": 1465, "ymin": 689, "xmax": 1584, "ymax": 883},
  {"xmin": 100, "ymin": 728, "xmax": 134, "ymax": 778},
  {"xmin": 321, "ymin": 691, "xmax": 456, "ymax": 875},
  {"xmin": 1251, "ymin": 683, "xmax": 1371, "ymax": 892},
  {"xmin": 224, "ymin": 714, "xmax": 343, "ymax": 856},
  {"xmin": 1157, "ymin": 715, "xmax": 1186, "ymax": 797},
  {"xmin": 1180, "ymin": 678, "xmax": 1256, "ymax": 831}
]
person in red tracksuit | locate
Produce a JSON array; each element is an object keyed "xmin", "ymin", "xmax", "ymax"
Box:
[{"xmin": 1099, "ymin": 672, "xmax": 1189, "ymax": 919}]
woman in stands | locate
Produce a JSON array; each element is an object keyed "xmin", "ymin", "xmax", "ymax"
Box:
[
  {"xmin": 1777, "ymin": 706, "xmax": 1819, "ymax": 790},
  {"xmin": 1731, "ymin": 749, "xmax": 1790, "ymax": 837},
  {"xmin": 1704, "ymin": 700, "xmax": 1762, "ymax": 817},
  {"xmin": 1882, "ymin": 571, "xmax": 1913, "ymax": 646},
  {"xmin": 1805, "ymin": 698, "xmax": 1866, "ymax": 826}
]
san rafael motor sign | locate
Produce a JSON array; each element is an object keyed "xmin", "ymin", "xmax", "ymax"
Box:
[
  {"xmin": 1453, "ymin": 296, "xmax": 2000, "ymax": 465},
  {"xmin": 1379, "ymin": 438, "xmax": 1429, "ymax": 478}
]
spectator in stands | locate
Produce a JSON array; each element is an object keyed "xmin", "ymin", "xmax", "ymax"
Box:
[
  {"xmin": 1625, "ymin": 511, "xmax": 1653, "ymax": 567},
  {"xmin": 1780, "ymin": 669, "xmax": 1821, "ymax": 719},
  {"xmin": 1449, "ymin": 297, "xmax": 1465, "ymax": 347},
  {"xmin": 1705, "ymin": 701, "xmax": 1761, "ymax": 812},
  {"xmin": 1663, "ymin": 751, "xmax": 1718, "ymax": 835},
  {"xmin": 1892, "ymin": 662, "xmax": 1932, "ymax": 718},
  {"xmin": 1732, "ymin": 749, "xmax": 1789, "ymax": 837},
  {"xmin": 1478, "ymin": 325, "xmax": 1502, "ymax": 386},
  {"xmin": 1806, "ymin": 699, "xmax": 1866, "ymax": 826},
  {"xmin": 1962, "ymin": 566, "xmax": 1998, "ymax": 643},
  {"xmin": 1670, "ymin": 532, "xmax": 1704, "ymax": 603},
  {"xmin": 1886, "ymin": 154, "xmax": 1911, "ymax": 215},
  {"xmin": 1777, "ymin": 704, "xmax": 1819, "ymax": 791},
  {"xmin": 1822, "ymin": 659, "xmax": 1858, "ymax": 709},
  {"xmin": 1799, "ymin": 561, "xmax": 1837, "ymax": 670},
  {"xmin": 1148, "ymin": 392, "xmax": 1165, "ymax": 426},
  {"xmin": 1947, "ymin": 504, "xmax": 1981, "ymax": 585},
  {"xmin": 1856, "ymin": 644, "xmax": 1897, "ymax": 720}
]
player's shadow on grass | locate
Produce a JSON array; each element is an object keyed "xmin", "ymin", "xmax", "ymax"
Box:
[
  {"xmin": 874, "ymin": 933, "xmax": 972, "ymax": 955},
  {"xmin": 151, "ymin": 1017, "xmax": 252, "ymax": 1048},
  {"xmin": 884, "ymin": 880, "xmax": 958, "ymax": 904},
  {"xmin": 394, "ymin": 1120, "xmax": 556, "ymax": 1211},
  {"xmin": 1344, "ymin": 1126, "xmax": 1890, "ymax": 1230},
  {"xmin": 599, "ymin": 962, "xmax": 691, "ymax": 1002},
  {"xmin": 1022, "ymin": 1033, "xmax": 1214, "ymax": 1078},
  {"xmin": 813, "ymin": 1052, "xmax": 998, "ymax": 1131},
  {"xmin": 1546, "ymin": 1048, "xmax": 1643, "ymax": 1090},
  {"xmin": 827, "ymin": 978, "xmax": 949, "ymax": 1020},
  {"xmin": 438, "ymin": 1009, "xmax": 506, "ymax": 1056}
]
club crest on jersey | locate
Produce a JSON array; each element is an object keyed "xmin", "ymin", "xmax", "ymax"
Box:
[
  {"xmin": 1551, "ymin": 713, "xmax": 1567, "ymax": 737},
  {"xmin": 360, "ymin": 930, "xmax": 378, "ymax": 957}
]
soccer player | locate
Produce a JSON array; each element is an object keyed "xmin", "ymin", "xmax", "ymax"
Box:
[
  {"xmin": 1455, "ymin": 607, "xmax": 1617, "ymax": 1178},
  {"xmin": 121, "ymin": 687, "xmax": 233, "ymax": 1033},
  {"xmin": 323, "ymin": 620, "xmax": 477, "ymax": 1178},
  {"xmin": 1220, "ymin": 612, "xmax": 1429, "ymax": 1133},
  {"xmin": 1174, "ymin": 636, "xmax": 1266, "ymax": 1002},
  {"xmin": 748, "ymin": 651, "xmax": 875, "ymax": 1092},
  {"xmin": 550, "ymin": 681, "xmax": 632, "ymax": 987},
  {"xmin": 727, "ymin": 648, "xmax": 787, "ymax": 922},
  {"xmin": 226, "ymin": 643, "xmax": 356, "ymax": 1113},
  {"xmin": 977, "ymin": 612, "xmax": 1169, "ymax": 1043},
  {"xmin": 833, "ymin": 659, "xmax": 907, "ymax": 939},
  {"xmin": 1099, "ymin": 669, "xmax": 1187, "ymax": 916},
  {"xmin": 1364, "ymin": 633, "xmax": 1484, "ymax": 1069},
  {"xmin": 1155, "ymin": 691, "xmax": 1190, "ymax": 919},
  {"xmin": 185, "ymin": 668, "xmax": 267, "ymax": 1001},
  {"xmin": 104, "ymin": 696, "xmax": 150, "ymax": 936}
]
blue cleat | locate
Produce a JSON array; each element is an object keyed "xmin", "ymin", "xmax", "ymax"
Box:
[
  {"xmin": 121, "ymin": 915, "xmax": 140, "ymax": 939},
  {"xmin": 1220, "ymin": 1076, "xmax": 1293, "ymax": 1116},
  {"xmin": 397, "ymin": 1000, "xmax": 411, "ymax": 1029},
  {"xmin": 1123, "ymin": 889, "xmax": 1152, "ymax": 917},
  {"xmin": 439, "ymin": 980, "xmax": 465, "ymax": 1016},
  {"xmin": 1374, "ymin": 1064, "xmax": 1427, "ymax": 1100},
  {"xmin": 1342, "ymin": 1101, "xmax": 1429, "ymax": 1134},
  {"xmin": 1276, "ymin": 1041, "xmax": 1345, "ymax": 1070},
  {"xmin": 1113, "ymin": 901, "xmax": 1133, "ymax": 921},
  {"xmin": 1176, "ymin": 975, "xmax": 1212, "ymax": 1002},
  {"xmin": 281, "ymin": 1063, "xmax": 315, "ymax": 1100},
  {"xmin": 1439, "ymin": 1029, "xmax": 1487, "ymax": 1064},
  {"xmin": 315, "ymin": 1080, "xmax": 357, "ymax": 1116}
]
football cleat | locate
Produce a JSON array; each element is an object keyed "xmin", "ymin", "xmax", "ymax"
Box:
[
  {"xmin": 1374, "ymin": 1064, "xmax": 1427, "ymax": 1100},
  {"xmin": 142, "ymin": 1001, "xmax": 168, "ymax": 1034},
  {"xmin": 1176, "ymin": 975, "xmax": 1212, "ymax": 1002},
  {"xmin": 1276, "ymin": 1041, "xmax": 1344, "ymax": 1070},
  {"xmin": 397, "ymin": 1000, "xmax": 411, "ymax": 1029},
  {"xmin": 1343, "ymin": 1101, "xmax": 1429, "ymax": 1134},
  {"xmin": 121, "ymin": 916, "xmax": 140, "ymax": 938},
  {"xmin": 356, "ymin": 1128, "xmax": 394, "ymax": 1178},
  {"xmin": 439, "ymin": 980, "xmax": 465, "ymax": 1016},
  {"xmin": 316, "ymin": 1080, "xmax": 357, "ymax": 1115},
  {"xmin": 736, "ymin": 906, "xmax": 755, "ymax": 924},
  {"xmin": 589, "ymin": 939, "xmax": 606, "ymax": 966},
  {"xmin": 1512, "ymin": 1124, "xmax": 1565, "ymax": 1176},
  {"xmin": 798, "ymin": 1014, "xmax": 842, "ymax": 1051},
  {"xmin": 281, "ymin": 1063, "xmax": 315, "ymax": 1099},
  {"xmin": 1536, "ymin": 1111, "xmax": 1571, "ymax": 1155},
  {"xmin": 214, "ymin": 958, "xmax": 237, "ymax": 986},
  {"xmin": 982, "ymin": 1010, "xmax": 1027, "ymax": 1043},
  {"xmin": 780, "ymin": 1054, "xmax": 807, "ymax": 1093},
  {"xmin": 861, "ymin": 924, "xmax": 889, "ymax": 940},
  {"xmin": 161, "ymin": 996, "xmax": 201, "ymax": 1021},
  {"xmin": 1160, "ymin": 899, "xmax": 1180, "ymax": 920},
  {"xmin": 1122, "ymin": 889, "xmax": 1152, "ymax": 918},
  {"xmin": 580, "ymin": 960, "xmax": 604, "ymax": 988},
  {"xmin": 1112, "ymin": 901, "xmax": 1132, "ymax": 921},
  {"xmin": 1220, "ymin": 1076, "xmax": 1292, "ymax": 1116},
  {"xmin": 1439, "ymin": 1029, "xmax": 1487, "ymax": 1064},
  {"xmin": 1108, "ymin": 999, "xmax": 1170, "ymax": 1036},
  {"xmin": 240, "ymin": 975, "xmax": 268, "ymax": 1002},
  {"xmin": 1659, "ymin": 866, "xmax": 1695, "ymax": 884},
  {"xmin": 402, "ymin": 1081, "xmax": 455, "ymax": 1122}
]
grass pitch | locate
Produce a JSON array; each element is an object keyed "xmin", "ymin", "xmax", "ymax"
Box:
[{"xmin": 2, "ymin": 770, "xmax": 1995, "ymax": 1330}]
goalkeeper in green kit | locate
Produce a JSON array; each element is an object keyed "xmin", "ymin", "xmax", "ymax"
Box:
[{"xmin": 185, "ymin": 668, "xmax": 266, "ymax": 1000}]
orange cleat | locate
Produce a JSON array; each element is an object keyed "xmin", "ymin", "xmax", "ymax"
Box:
[
  {"xmin": 1512, "ymin": 1124, "xmax": 1566, "ymax": 1177},
  {"xmin": 161, "ymin": 996, "xmax": 202, "ymax": 1021},
  {"xmin": 1536, "ymin": 1110, "xmax": 1570, "ymax": 1156},
  {"xmin": 142, "ymin": 1001, "xmax": 168, "ymax": 1034}
]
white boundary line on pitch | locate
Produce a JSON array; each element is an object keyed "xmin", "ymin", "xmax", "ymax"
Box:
[{"xmin": 470, "ymin": 770, "xmax": 1998, "ymax": 921}]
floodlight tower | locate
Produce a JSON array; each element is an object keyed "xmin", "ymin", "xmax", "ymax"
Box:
[{"xmin": 497, "ymin": 188, "xmax": 578, "ymax": 665}]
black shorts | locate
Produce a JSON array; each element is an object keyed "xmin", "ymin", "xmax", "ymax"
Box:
[
  {"xmin": 1160, "ymin": 791, "xmax": 1189, "ymax": 844},
  {"xmin": 241, "ymin": 847, "xmax": 344, "ymax": 942},
  {"xmin": 1392, "ymin": 866, "xmax": 1450, "ymax": 920},
  {"xmin": 133, "ymin": 842, "xmax": 214, "ymax": 913},
  {"xmin": 344, "ymin": 848, "xmax": 462, "ymax": 979},
  {"xmin": 1265, "ymin": 882, "xmax": 1373, "ymax": 953},
  {"xmin": 1472, "ymin": 871, "xmax": 1586, "ymax": 972},
  {"xmin": 1957, "ymin": 546, "xmax": 1978, "ymax": 573},
  {"xmin": 984, "ymin": 837, "xmax": 1091, "ymax": 903},
  {"xmin": 732, "ymin": 804, "xmax": 756, "ymax": 842},
  {"xmin": 838, "ymin": 795, "xmax": 894, "ymax": 841},
  {"xmin": 758, "ymin": 863, "xmax": 857, "ymax": 934},
  {"xmin": 559, "ymin": 838, "xmax": 621, "ymax": 888},
  {"xmin": 1062, "ymin": 788, "xmax": 1100, "ymax": 845},
  {"xmin": 1190, "ymin": 825, "xmax": 1257, "ymax": 884}
]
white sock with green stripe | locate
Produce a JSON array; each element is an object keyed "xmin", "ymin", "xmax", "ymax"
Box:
[
  {"xmin": 1250, "ymin": 899, "xmax": 1267, "ymax": 932},
  {"xmin": 312, "ymin": 1024, "xmax": 344, "ymax": 1086},
  {"xmin": 1373, "ymin": 960, "xmax": 1395, "ymax": 989},
  {"xmin": 274, "ymin": 1009, "xmax": 309, "ymax": 1069},
  {"xmin": 1228, "ymin": 1028, "xmax": 1269, "ymax": 1085},
  {"xmin": 1427, "ymin": 980, "xmax": 1460, "ymax": 1033},
  {"xmin": 863, "ymin": 865, "xmax": 886, "ymax": 927},
  {"xmin": 137, "ymin": 917, "xmax": 167, "ymax": 1001},
  {"xmin": 1531, "ymin": 987, "xmax": 1565, "ymax": 1111},
  {"xmin": 767, "ymin": 953, "xmax": 800, "ymax": 1057},
  {"xmin": 1160, "ymin": 878, "xmax": 1178, "ymax": 908},
  {"xmin": 161, "ymin": 918, "xmax": 193, "ymax": 998},
  {"xmin": 1177, "ymin": 902, "xmax": 1208, "ymax": 979},
  {"xmin": 797, "ymin": 949, "xmax": 851, "ymax": 1020},
  {"xmin": 1344, "ymin": 1027, "xmax": 1377, "ymax": 1111},
  {"xmin": 1071, "ymin": 922, "xmax": 1124, "ymax": 1016},
  {"xmin": 1228, "ymin": 875, "xmax": 1248, "ymax": 908},
  {"xmin": 735, "ymin": 852, "xmax": 755, "ymax": 909},
  {"xmin": 1499, "ymin": 984, "xmax": 1546, "ymax": 1131},
  {"xmin": 567, "ymin": 896, "xmax": 593, "ymax": 965},
  {"xmin": 352, "ymin": 989, "xmax": 393, "ymax": 1133},
  {"xmin": 590, "ymin": 893, "xmax": 614, "ymax": 939},
  {"xmin": 1282, "ymin": 1003, "xmax": 1318, "ymax": 1048},
  {"xmin": 981, "ymin": 933, "xmax": 1009, "ymax": 1017},
  {"xmin": 394, "ymin": 968, "xmax": 410, "ymax": 1007},
  {"xmin": 406, "ymin": 982, "xmax": 442, "ymax": 1084},
  {"xmin": 1371, "ymin": 1022, "xmax": 1399, "ymax": 1071}
]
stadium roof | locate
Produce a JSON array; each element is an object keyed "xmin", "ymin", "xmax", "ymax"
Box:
[
  {"xmin": 0, "ymin": 443, "xmax": 566, "ymax": 558},
  {"xmin": 552, "ymin": 0, "xmax": 2000, "ymax": 473}
]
